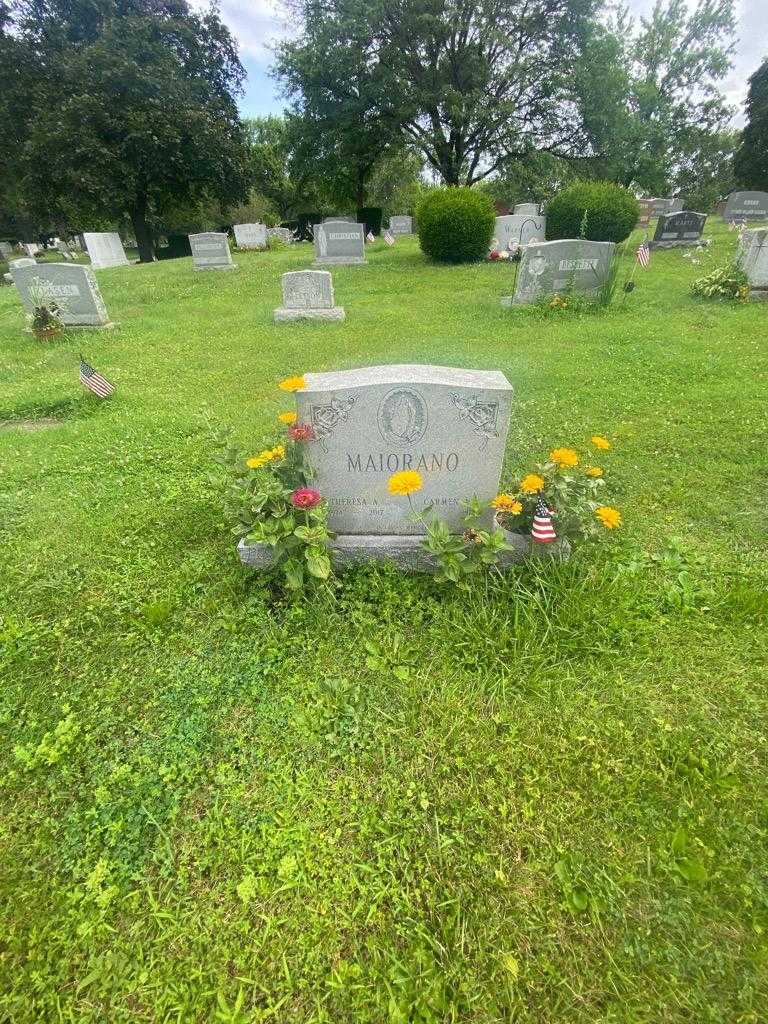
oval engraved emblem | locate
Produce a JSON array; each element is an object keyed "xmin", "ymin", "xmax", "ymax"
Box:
[{"xmin": 377, "ymin": 388, "xmax": 428, "ymax": 446}]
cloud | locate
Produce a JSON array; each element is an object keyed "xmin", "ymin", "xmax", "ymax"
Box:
[{"xmin": 191, "ymin": 0, "xmax": 287, "ymax": 62}]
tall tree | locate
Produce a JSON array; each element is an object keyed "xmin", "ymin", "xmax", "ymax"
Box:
[
  {"xmin": 578, "ymin": 0, "xmax": 737, "ymax": 194},
  {"xmin": 733, "ymin": 58, "xmax": 768, "ymax": 191},
  {"xmin": 5, "ymin": 0, "xmax": 252, "ymax": 261},
  {"xmin": 276, "ymin": 0, "xmax": 604, "ymax": 190}
]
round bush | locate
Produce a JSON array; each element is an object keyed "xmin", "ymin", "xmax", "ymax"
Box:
[
  {"xmin": 416, "ymin": 187, "xmax": 495, "ymax": 263},
  {"xmin": 546, "ymin": 182, "xmax": 639, "ymax": 243}
]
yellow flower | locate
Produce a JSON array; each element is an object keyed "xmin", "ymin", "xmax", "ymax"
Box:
[
  {"xmin": 491, "ymin": 493, "xmax": 522, "ymax": 514},
  {"xmin": 246, "ymin": 454, "xmax": 268, "ymax": 469},
  {"xmin": 278, "ymin": 411, "xmax": 297, "ymax": 424},
  {"xmin": 387, "ymin": 470, "xmax": 423, "ymax": 496},
  {"xmin": 585, "ymin": 466, "xmax": 603, "ymax": 478},
  {"xmin": 550, "ymin": 447, "xmax": 579, "ymax": 468},
  {"xmin": 595, "ymin": 506, "xmax": 622, "ymax": 529},
  {"xmin": 591, "ymin": 435, "xmax": 611, "ymax": 450},
  {"xmin": 278, "ymin": 375, "xmax": 306, "ymax": 392},
  {"xmin": 270, "ymin": 445, "xmax": 285, "ymax": 459},
  {"xmin": 520, "ymin": 473, "xmax": 545, "ymax": 494},
  {"xmin": 247, "ymin": 446, "xmax": 283, "ymax": 469}
]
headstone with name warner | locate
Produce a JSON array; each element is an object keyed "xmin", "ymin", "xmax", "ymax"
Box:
[
  {"xmin": 314, "ymin": 220, "xmax": 366, "ymax": 266},
  {"xmin": 737, "ymin": 228, "xmax": 768, "ymax": 299},
  {"xmin": 189, "ymin": 232, "xmax": 235, "ymax": 271},
  {"xmin": 494, "ymin": 214, "xmax": 546, "ymax": 250},
  {"xmin": 650, "ymin": 210, "xmax": 707, "ymax": 249},
  {"xmin": 233, "ymin": 222, "xmax": 268, "ymax": 250},
  {"xmin": 513, "ymin": 202, "xmax": 539, "ymax": 215},
  {"xmin": 502, "ymin": 239, "xmax": 616, "ymax": 306},
  {"xmin": 274, "ymin": 270, "xmax": 345, "ymax": 322},
  {"xmin": 723, "ymin": 191, "xmax": 768, "ymax": 222},
  {"xmin": 10, "ymin": 263, "xmax": 112, "ymax": 327},
  {"xmin": 238, "ymin": 365, "xmax": 527, "ymax": 570},
  {"xmin": 389, "ymin": 215, "xmax": 413, "ymax": 235},
  {"xmin": 83, "ymin": 232, "xmax": 129, "ymax": 270}
]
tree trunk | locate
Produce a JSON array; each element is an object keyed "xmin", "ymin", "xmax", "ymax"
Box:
[{"xmin": 129, "ymin": 199, "xmax": 155, "ymax": 263}]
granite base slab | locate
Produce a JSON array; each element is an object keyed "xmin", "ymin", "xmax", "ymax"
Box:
[
  {"xmin": 193, "ymin": 264, "xmax": 237, "ymax": 271},
  {"xmin": 749, "ymin": 288, "xmax": 768, "ymax": 301},
  {"xmin": 313, "ymin": 257, "xmax": 366, "ymax": 266},
  {"xmin": 648, "ymin": 239, "xmax": 711, "ymax": 250},
  {"xmin": 274, "ymin": 306, "xmax": 346, "ymax": 323},
  {"xmin": 238, "ymin": 533, "xmax": 569, "ymax": 574}
]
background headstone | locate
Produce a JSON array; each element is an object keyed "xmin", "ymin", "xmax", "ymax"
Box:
[
  {"xmin": 294, "ymin": 364, "xmax": 513, "ymax": 536},
  {"xmin": 21, "ymin": 242, "xmax": 40, "ymax": 257},
  {"xmin": 10, "ymin": 263, "xmax": 112, "ymax": 327},
  {"xmin": 274, "ymin": 270, "xmax": 345, "ymax": 322},
  {"xmin": 314, "ymin": 221, "xmax": 366, "ymax": 265},
  {"xmin": 737, "ymin": 228, "xmax": 768, "ymax": 299},
  {"xmin": 189, "ymin": 232, "xmax": 235, "ymax": 271},
  {"xmin": 83, "ymin": 232, "xmax": 129, "ymax": 269},
  {"xmin": 0, "ymin": 241, "xmax": 13, "ymax": 259},
  {"xmin": 513, "ymin": 202, "xmax": 539, "ymax": 215},
  {"xmin": 637, "ymin": 199, "xmax": 654, "ymax": 226},
  {"xmin": 650, "ymin": 211, "xmax": 707, "ymax": 248},
  {"xmin": 504, "ymin": 239, "xmax": 616, "ymax": 305},
  {"xmin": 323, "ymin": 216, "xmax": 355, "ymax": 223},
  {"xmin": 389, "ymin": 216, "xmax": 413, "ymax": 235},
  {"xmin": 268, "ymin": 226, "xmax": 295, "ymax": 244},
  {"xmin": 494, "ymin": 214, "xmax": 546, "ymax": 250},
  {"xmin": 9, "ymin": 257, "xmax": 36, "ymax": 269},
  {"xmin": 233, "ymin": 223, "xmax": 268, "ymax": 250},
  {"xmin": 723, "ymin": 191, "xmax": 768, "ymax": 222},
  {"xmin": 649, "ymin": 198, "xmax": 675, "ymax": 218},
  {"xmin": 668, "ymin": 198, "xmax": 683, "ymax": 213}
]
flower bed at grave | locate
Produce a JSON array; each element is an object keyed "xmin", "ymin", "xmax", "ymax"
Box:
[{"xmin": 214, "ymin": 375, "xmax": 623, "ymax": 591}]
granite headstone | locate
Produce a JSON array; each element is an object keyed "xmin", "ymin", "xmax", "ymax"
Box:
[
  {"xmin": 313, "ymin": 221, "xmax": 366, "ymax": 265},
  {"xmin": 0, "ymin": 241, "xmax": 12, "ymax": 259},
  {"xmin": 83, "ymin": 232, "xmax": 129, "ymax": 269},
  {"xmin": 233, "ymin": 223, "xmax": 268, "ymax": 250},
  {"xmin": 723, "ymin": 191, "xmax": 768, "ymax": 222},
  {"xmin": 274, "ymin": 270, "xmax": 345, "ymax": 322},
  {"xmin": 189, "ymin": 232, "xmax": 235, "ymax": 271},
  {"xmin": 513, "ymin": 203, "xmax": 539, "ymax": 215},
  {"xmin": 650, "ymin": 211, "xmax": 707, "ymax": 249},
  {"xmin": 737, "ymin": 228, "xmax": 768, "ymax": 299},
  {"xmin": 502, "ymin": 239, "xmax": 616, "ymax": 306},
  {"xmin": 389, "ymin": 216, "xmax": 413, "ymax": 235},
  {"xmin": 494, "ymin": 214, "xmax": 546, "ymax": 250},
  {"xmin": 10, "ymin": 263, "xmax": 112, "ymax": 327}
]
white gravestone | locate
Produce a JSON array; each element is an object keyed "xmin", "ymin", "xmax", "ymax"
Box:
[
  {"xmin": 189, "ymin": 232, "xmax": 235, "ymax": 271},
  {"xmin": 650, "ymin": 211, "xmax": 707, "ymax": 249},
  {"xmin": 389, "ymin": 216, "xmax": 413, "ymax": 235},
  {"xmin": 737, "ymin": 228, "xmax": 768, "ymax": 299},
  {"xmin": 513, "ymin": 203, "xmax": 539, "ymax": 215},
  {"xmin": 503, "ymin": 239, "xmax": 616, "ymax": 306},
  {"xmin": 274, "ymin": 270, "xmax": 345, "ymax": 322},
  {"xmin": 723, "ymin": 191, "xmax": 768, "ymax": 222},
  {"xmin": 314, "ymin": 221, "xmax": 366, "ymax": 265},
  {"xmin": 233, "ymin": 223, "xmax": 268, "ymax": 250},
  {"xmin": 9, "ymin": 258, "xmax": 36, "ymax": 269},
  {"xmin": 0, "ymin": 241, "xmax": 13, "ymax": 259},
  {"xmin": 296, "ymin": 364, "xmax": 512, "ymax": 535},
  {"xmin": 83, "ymin": 232, "xmax": 129, "ymax": 269},
  {"xmin": 494, "ymin": 214, "xmax": 546, "ymax": 250},
  {"xmin": 10, "ymin": 263, "xmax": 112, "ymax": 327},
  {"xmin": 21, "ymin": 242, "xmax": 40, "ymax": 257}
]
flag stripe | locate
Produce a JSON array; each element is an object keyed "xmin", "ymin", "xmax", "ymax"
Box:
[{"xmin": 79, "ymin": 359, "xmax": 115, "ymax": 398}]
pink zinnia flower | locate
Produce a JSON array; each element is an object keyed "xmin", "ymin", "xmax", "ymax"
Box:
[
  {"xmin": 288, "ymin": 423, "xmax": 315, "ymax": 442},
  {"xmin": 291, "ymin": 487, "xmax": 322, "ymax": 509}
]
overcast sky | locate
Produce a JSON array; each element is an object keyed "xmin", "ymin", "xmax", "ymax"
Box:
[{"xmin": 203, "ymin": 0, "xmax": 764, "ymax": 122}]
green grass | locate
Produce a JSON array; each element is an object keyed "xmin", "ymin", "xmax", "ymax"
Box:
[{"xmin": 1, "ymin": 225, "xmax": 767, "ymax": 1023}]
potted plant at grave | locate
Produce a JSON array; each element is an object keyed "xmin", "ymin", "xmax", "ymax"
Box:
[
  {"xmin": 212, "ymin": 376, "xmax": 334, "ymax": 591},
  {"xmin": 29, "ymin": 302, "xmax": 65, "ymax": 341},
  {"xmin": 491, "ymin": 436, "xmax": 622, "ymax": 545}
]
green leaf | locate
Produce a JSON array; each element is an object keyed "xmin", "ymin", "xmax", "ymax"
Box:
[{"xmin": 305, "ymin": 546, "xmax": 331, "ymax": 579}]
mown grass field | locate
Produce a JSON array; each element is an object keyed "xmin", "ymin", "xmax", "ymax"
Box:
[{"xmin": 1, "ymin": 224, "xmax": 767, "ymax": 1023}]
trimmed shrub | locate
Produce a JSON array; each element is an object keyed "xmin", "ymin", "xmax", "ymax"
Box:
[
  {"xmin": 357, "ymin": 206, "xmax": 383, "ymax": 235},
  {"xmin": 416, "ymin": 187, "xmax": 495, "ymax": 263},
  {"xmin": 546, "ymin": 182, "xmax": 639, "ymax": 243}
]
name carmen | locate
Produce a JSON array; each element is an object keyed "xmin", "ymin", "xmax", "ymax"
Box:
[{"xmin": 347, "ymin": 452, "xmax": 459, "ymax": 472}]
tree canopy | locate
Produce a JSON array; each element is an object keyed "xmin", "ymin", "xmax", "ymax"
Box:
[
  {"xmin": 734, "ymin": 58, "xmax": 768, "ymax": 191},
  {"xmin": 1, "ymin": 0, "xmax": 252, "ymax": 260}
]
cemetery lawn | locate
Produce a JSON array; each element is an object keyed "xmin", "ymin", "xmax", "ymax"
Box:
[{"xmin": 1, "ymin": 224, "xmax": 768, "ymax": 1023}]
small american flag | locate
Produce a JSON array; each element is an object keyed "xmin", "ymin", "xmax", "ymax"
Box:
[
  {"xmin": 636, "ymin": 240, "xmax": 650, "ymax": 268},
  {"xmin": 531, "ymin": 498, "xmax": 556, "ymax": 543},
  {"xmin": 384, "ymin": 230, "xmax": 395, "ymax": 246},
  {"xmin": 366, "ymin": 231, "xmax": 375, "ymax": 242},
  {"xmin": 79, "ymin": 357, "xmax": 115, "ymax": 398}
]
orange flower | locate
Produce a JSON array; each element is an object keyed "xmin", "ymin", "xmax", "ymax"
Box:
[
  {"xmin": 550, "ymin": 447, "xmax": 579, "ymax": 468},
  {"xmin": 278, "ymin": 411, "xmax": 298, "ymax": 424},
  {"xmin": 278, "ymin": 375, "xmax": 306, "ymax": 392},
  {"xmin": 595, "ymin": 506, "xmax": 621, "ymax": 529},
  {"xmin": 585, "ymin": 466, "xmax": 603, "ymax": 478},
  {"xmin": 520, "ymin": 474, "xmax": 545, "ymax": 494},
  {"xmin": 591, "ymin": 435, "xmax": 611, "ymax": 450},
  {"xmin": 491, "ymin": 493, "xmax": 522, "ymax": 514}
]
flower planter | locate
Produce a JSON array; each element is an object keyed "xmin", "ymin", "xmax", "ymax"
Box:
[{"xmin": 33, "ymin": 327, "xmax": 62, "ymax": 341}]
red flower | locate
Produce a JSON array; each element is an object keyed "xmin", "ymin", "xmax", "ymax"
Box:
[
  {"xmin": 291, "ymin": 487, "xmax": 322, "ymax": 509},
  {"xmin": 488, "ymin": 250, "xmax": 501, "ymax": 261},
  {"xmin": 288, "ymin": 423, "xmax": 315, "ymax": 442}
]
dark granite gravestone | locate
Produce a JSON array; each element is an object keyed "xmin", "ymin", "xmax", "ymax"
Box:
[{"xmin": 650, "ymin": 211, "xmax": 707, "ymax": 249}]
